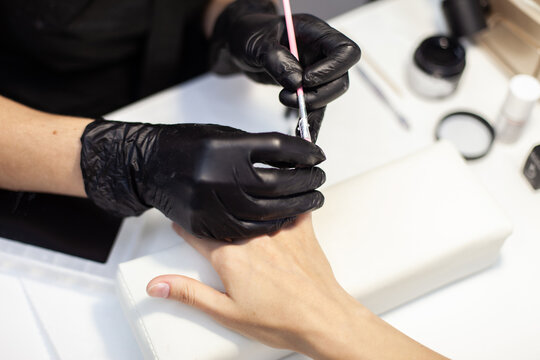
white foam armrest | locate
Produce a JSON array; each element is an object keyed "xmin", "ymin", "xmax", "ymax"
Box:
[{"xmin": 116, "ymin": 141, "xmax": 513, "ymax": 360}]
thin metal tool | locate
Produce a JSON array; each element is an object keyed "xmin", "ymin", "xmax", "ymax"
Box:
[
  {"xmin": 282, "ymin": 0, "xmax": 312, "ymax": 142},
  {"xmin": 355, "ymin": 65, "xmax": 410, "ymax": 130}
]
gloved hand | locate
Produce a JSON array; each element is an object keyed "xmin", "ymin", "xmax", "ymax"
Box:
[
  {"xmin": 209, "ymin": 0, "xmax": 361, "ymax": 142},
  {"xmin": 80, "ymin": 119, "xmax": 326, "ymax": 240}
]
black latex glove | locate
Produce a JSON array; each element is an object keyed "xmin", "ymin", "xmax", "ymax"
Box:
[
  {"xmin": 209, "ymin": 0, "xmax": 361, "ymax": 142},
  {"xmin": 80, "ymin": 120, "xmax": 326, "ymax": 240}
]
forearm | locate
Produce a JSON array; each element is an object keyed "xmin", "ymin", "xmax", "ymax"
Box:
[
  {"xmin": 0, "ymin": 96, "xmax": 91, "ymax": 197},
  {"xmin": 306, "ymin": 294, "xmax": 448, "ymax": 360}
]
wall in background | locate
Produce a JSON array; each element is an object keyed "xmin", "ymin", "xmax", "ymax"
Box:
[{"xmin": 290, "ymin": 0, "xmax": 372, "ymax": 20}]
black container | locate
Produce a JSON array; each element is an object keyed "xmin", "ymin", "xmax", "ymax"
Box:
[
  {"xmin": 442, "ymin": 0, "xmax": 488, "ymax": 38},
  {"xmin": 408, "ymin": 35, "xmax": 466, "ymax": 99}
]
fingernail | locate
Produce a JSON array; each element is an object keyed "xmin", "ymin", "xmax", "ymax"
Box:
[{"xmin": 147, "ymin": 283, "xmax": 170, "ymax": 298}]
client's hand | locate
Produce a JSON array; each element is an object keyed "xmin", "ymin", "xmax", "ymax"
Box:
[{"xmin": 147, "ymin": 214, "xmax": 447, "ymax": 360}]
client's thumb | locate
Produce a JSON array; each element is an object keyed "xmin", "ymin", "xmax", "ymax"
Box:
[{"xmin": 147, "ymin": 274, "xmax": 235, "ymax": 318}]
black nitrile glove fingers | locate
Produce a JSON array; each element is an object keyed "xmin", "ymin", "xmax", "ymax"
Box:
[
  {"xmin": 193, "ymin": 215, "xmax": 291, "ymax": 242},
  {"xmin": 237, "ymin": 217, "xmax": 293, "ymax": 238},
  {"xmin": 245, "ymin": 167, "xmax": 326, "ymax": 197},
  {"xmin": 292, "ymin": 14, "xmax": 361, "ymax": 87},
  {"xmin": 226, "ymin": 13, "xmax": 360, "ymax": 94},
  {"xmin": 219, "ymin": 189, "xmax": 324, "ymax": 222},
  {"xmin": 260, "ymin": 45, "xmax": 303, "ymax": 91},
  {"xmin": 227, "ymin": 14, "xmax": 303, "ymax": 91},
  {"xmin": 279, "ymin": 73, "xmax": 350, "ymax": 110},
  {"xmin": 231, "ymin": 13, "xmax": 360, "ymax": 93},
  {"xmin": 249, "ymin": 132, "xmax": 326, "ymax": 167},
  {"xmin": 147, "ymin": 125, "xmax": 326, "ymax": 240},
  {"xmin": 243, "ymin": 70, "xmax": 278, "ymax": 86}
]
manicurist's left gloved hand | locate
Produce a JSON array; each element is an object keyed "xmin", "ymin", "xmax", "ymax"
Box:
[
  {"xmin": 209, "ymin": 0, "xmax": 361, "ymax": 142},
  {"xmin": 80, "ymin": 119, "xmax": 326, "ymax": 241}
]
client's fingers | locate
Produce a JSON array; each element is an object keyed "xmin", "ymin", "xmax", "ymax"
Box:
[{"xmin": 147, "ymin": 274, "xmax": 236, "ymax": 319}]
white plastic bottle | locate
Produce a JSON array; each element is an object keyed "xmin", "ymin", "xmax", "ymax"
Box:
[{"xmin": 496, "ymin": 74, "xmax": 540, "ymax": 144}]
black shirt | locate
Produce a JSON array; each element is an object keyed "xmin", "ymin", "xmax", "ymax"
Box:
[
  {"xmin": 0, "ymin": 0, "xmax": 211, "ymax": 262},
  {"xmin": 0, "ymin": 0, "xmax": 210, "ymax": 117}
]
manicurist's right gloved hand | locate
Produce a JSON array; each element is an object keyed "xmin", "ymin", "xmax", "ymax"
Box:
[
  {"xmin": 209, "ymin": 0, "xmax": 361, "ymax": 142},
  {"xmin": 80, "ymin": 119, "xmax": 326, "ymax": 240}
]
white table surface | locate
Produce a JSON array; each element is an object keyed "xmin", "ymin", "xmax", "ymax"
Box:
[{"xmin": 1, "ymin": 0, "xmax": 539, "ymax": 359}]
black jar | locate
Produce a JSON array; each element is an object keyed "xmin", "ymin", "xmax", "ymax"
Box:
[{"xmin": 408, "ymin": 35, "xmax": 466, "ymax": 99}]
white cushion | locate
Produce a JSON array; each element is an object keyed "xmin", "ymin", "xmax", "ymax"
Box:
[{"xmin": 116, "ymin": 141, "xmax": 513, "ymax": 360}]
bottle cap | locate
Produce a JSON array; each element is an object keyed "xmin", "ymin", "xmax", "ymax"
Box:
[{"xmin": 502, "ymin": 75, "xmax": 540, "ymax": 121}]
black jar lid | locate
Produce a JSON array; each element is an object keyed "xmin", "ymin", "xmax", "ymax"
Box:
[{"xmin": 414, "ymin": 35, "xmax": 466, "ymax": 78}]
